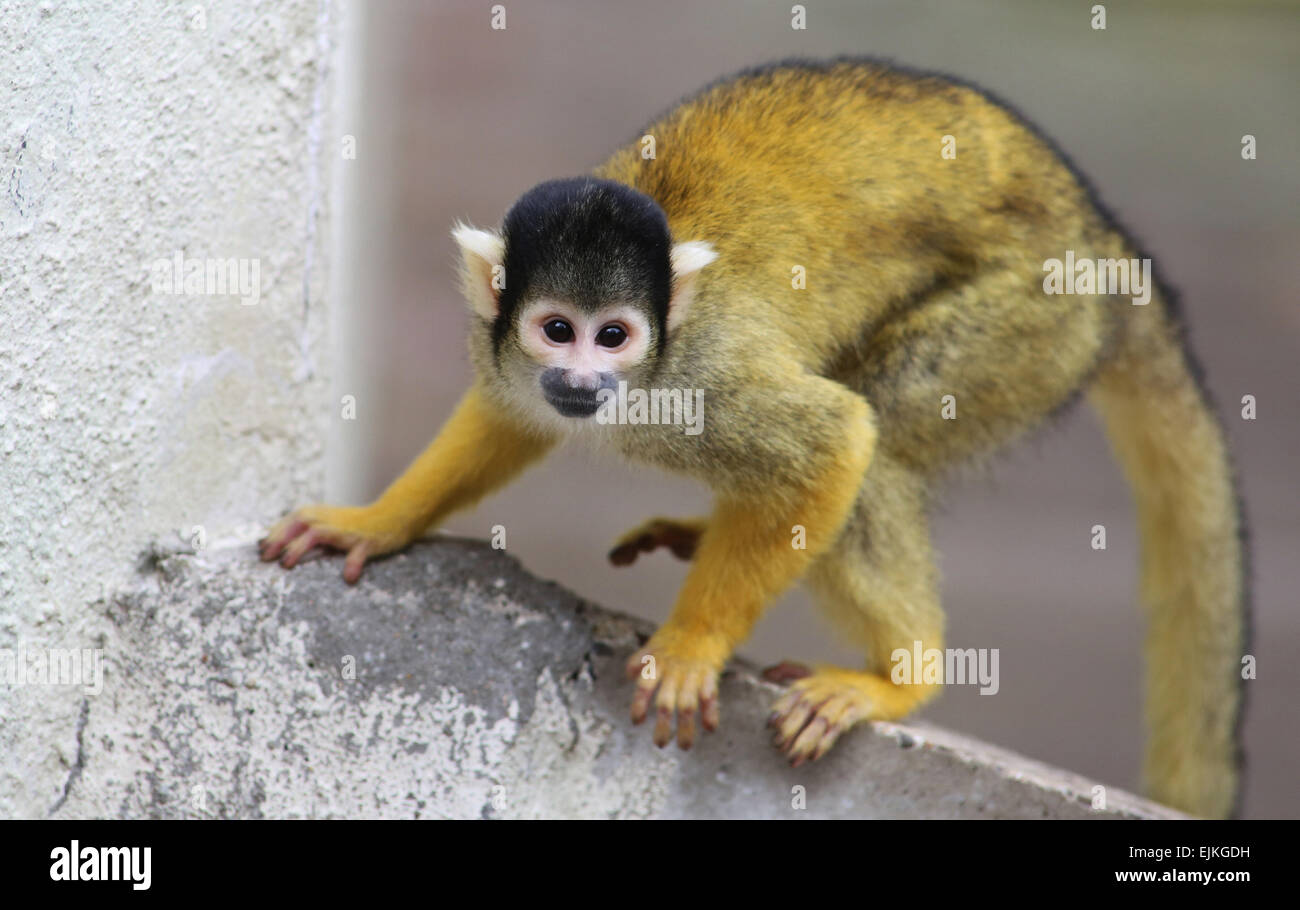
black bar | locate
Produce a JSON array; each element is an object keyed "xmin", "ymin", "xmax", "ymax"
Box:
[{"xmin": 2, "ymin": 819, "xmax": 1286, "ymax": 895}]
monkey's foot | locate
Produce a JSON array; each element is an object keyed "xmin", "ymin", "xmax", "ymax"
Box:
[
  {"xmin": 625, "ymin": 634, "xmax": 726, "ymax": 750},
  {"xmin": 259, "ymin": 504, "xmax": 410, "ymax": 584},
  {"xmin": 608, "ymin": 516, "xmax": 707, "ymax": 566},
  {"xmin": 768, "ymin": 667, "xmax": 926, "ymax": 767},
  {"xmin": 761, "ymin": 660, "xmax": 812, "ymax": 685}
]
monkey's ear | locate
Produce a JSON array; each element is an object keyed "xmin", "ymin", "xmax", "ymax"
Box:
[
  {"xmin": 667, "ymin": 241, "xmax": 717, "ymax": 333},
  {"xmin": 452, "ymin": 222, "xmax": 506, "ymax": 321}
]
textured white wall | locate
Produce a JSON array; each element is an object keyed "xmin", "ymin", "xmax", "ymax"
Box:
[{"xmin": 0, "ymin": 0, "xmax": 341, "ymax": 816}]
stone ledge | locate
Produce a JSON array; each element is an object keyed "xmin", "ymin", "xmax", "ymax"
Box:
[{"xmin": 47, "ymin": 537, "xmax": 1181, "ymax": 819}]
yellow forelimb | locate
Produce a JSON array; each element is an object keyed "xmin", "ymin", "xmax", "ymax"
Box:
[
  {"xmin": 261, "ymin": 384, "xmax": 554, "ymax": 580},
  {"xmin": 626, "ymin": 394, "xmax": 875, "ymax": 752},
  {"xmin": 654, "ymin": 399, "xmax": 874, "ymax": 663},
  {"xmin": 365, "ymin": 383, "xmax": 555, "ymax": 539}
]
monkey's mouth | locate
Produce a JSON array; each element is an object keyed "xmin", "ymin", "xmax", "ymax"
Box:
[{"xmin": 543, "ymin": 390, "xmax": 601, "ymax": 418}]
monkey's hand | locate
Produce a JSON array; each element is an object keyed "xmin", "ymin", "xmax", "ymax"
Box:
[
  {"xmin": 259, "ymin": 504, "xmax": 415, "ymax": 584},
  {"xmin": 608, "ymin": 516, "xmax": 707, "ymax": 566},
  {"xmin": 625, "ymin": 628, "xmax": 727, "ymax": 750}
]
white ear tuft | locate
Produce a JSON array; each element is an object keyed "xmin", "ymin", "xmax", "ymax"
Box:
[
  {"xmin": 452, "ymin": 222, "xmax": 505, "ymax": 266},
  {"xmin": 452, "ymin": 222, "xmax": 505, "ymax": 321},
  {"xmin": 666, "ymin": 241, "xmax": 716, "ymax": 333},
  {"xmin": 670, "ymin": 241, "xmax": 717, "ymax": 279}
]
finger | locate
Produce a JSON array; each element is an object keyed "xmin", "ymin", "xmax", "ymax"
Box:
[
  {"xmin": 610, "ymin": 526, "xmax": 654, "ymax": 564},
  {"xmin": 667, "ymin": 538, "xmax": 696, "ymax": 560},
  {"xmin": 818, "ymin": 695, "xmax": 857, "ymax": 730},
  {"xmin": 761, "ymin": 661, "xmax": 813, "ymax": 686},
  {"xmin": 652, "ymin": 676, "xmax": 679, "ymax": 747},
  {"xmin": 774, "ymin": 695, "xmax": 814, "ymax": 748},
  {"xmin": 676, "ymin": 706, "xmax": 696, "ymax": 750},
  {"xmin": 659, "ymin": 524, "xmax": 698, "ymax": 560},
  {"xmin": 809, "ymin": 721, "xmax": 849, "ymax": 762},
  {"xmin": 700, "ymin": 675, "xmax": 720, "ymax": 732},
  {"xmin": 768, "ymin": 689, "xmax": 802, "ymax": 726},
  {"xmin": 608, "ymin": 543, "xmax": 639, "ymax": 566},
  {"xmin": 261, "ymin": 519, "xmax": 307, "ymax": 561},
  {"xmin": 625, "ymin": 650, "xmax": 652, "ymax": 682},
  {"xmin": 630, "ymin": 676, "xmax": 657, "ymax": 725},
  {"xmin": 806, "ymin": 697, "xmax": 860, "ymax": 760},
  {"xmin": 653, "ymin": 705, "xmax": 673, "ymax": 747},
  {"xmin": 343, "ymin": 541, "xmax": 370, "ymax": 585},
  {"xmin": 279, "ymin": 529, "xmax": 322, "ymax": 568},
  {"xmin": 676, "ymin": 670, "xmax": 700, "ymax": 750},
  {"xmin": 788, "ymin": 716, "xmax": 829, "ymax": 768}
]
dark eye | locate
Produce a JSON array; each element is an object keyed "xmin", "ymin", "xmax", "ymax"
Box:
[
  {"xmin": 596, "ymin": 324, "xmax": 628, "ymax": 348},
  {"xmin": 543, "ymin": 319, "xmax": 574, "ymax": 343}
]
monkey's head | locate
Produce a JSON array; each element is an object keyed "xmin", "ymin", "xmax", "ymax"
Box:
[{"xmin": 452, "ymin": 177, "xmax": 715, "ymax": 430}]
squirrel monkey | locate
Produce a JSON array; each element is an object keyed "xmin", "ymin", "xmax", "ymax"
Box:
[{"xmin": 260, "ymin": 59, "xmax": 1248, "ymax": 818}]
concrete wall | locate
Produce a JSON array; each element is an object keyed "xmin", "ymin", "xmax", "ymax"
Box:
[{"xmin": 0, "ymin": 0, "xmax": 341, "ymax": 817}]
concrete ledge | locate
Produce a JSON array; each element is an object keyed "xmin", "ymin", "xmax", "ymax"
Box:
[{"xmin": 50, "ymin": 538, "xmax": 1181, "ymax": 818}]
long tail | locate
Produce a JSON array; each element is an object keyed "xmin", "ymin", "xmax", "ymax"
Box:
[{"xmin": 1087, "ymin": 295, "xmax": 1249, "ymax": 818}]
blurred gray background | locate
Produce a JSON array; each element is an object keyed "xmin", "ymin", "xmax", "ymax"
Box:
[{"xmin": 326, "ymin": 0, "xmax": 1298, "ymax": 818}]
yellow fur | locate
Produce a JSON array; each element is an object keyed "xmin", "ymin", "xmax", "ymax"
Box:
[{"xmin": 1089, "ymin": 310, "xmax": 1244, "ymax": 819}]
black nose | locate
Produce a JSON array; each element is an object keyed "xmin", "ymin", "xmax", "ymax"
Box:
[{"xmin": 540, "ymin": 369, "xmax": 614, "ymax": 418}]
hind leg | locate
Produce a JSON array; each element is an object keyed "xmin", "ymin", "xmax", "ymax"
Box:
[
  {"xmin": 607, "ymin": 516, "xmax": 707, "ymax": 566},
  {"xmin": 770, "ymin": 456, "xmax": 945, "ymax": 765}
]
